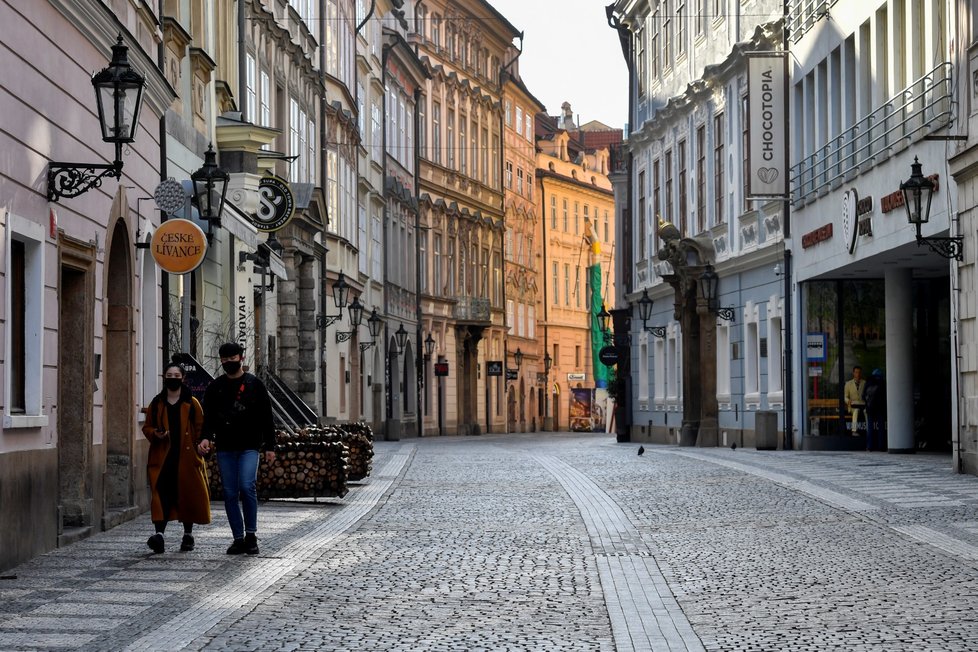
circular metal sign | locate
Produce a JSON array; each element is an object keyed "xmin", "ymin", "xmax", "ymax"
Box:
[
  {"xmin": 154, "ymin": 178, "xmax": 187, "ymax": 214},
  {"xmin": 251, "ymin": 176, "xmax": 296, "ymax": 232},
  {"xmin": 599, "ymin": 345, "xmax": 619, "ymax": 367},
  {"xmin": 151, "ymin": 219, "xmax": 207, "ymax": 274},
  {"xmin": 842, "ymin": 188, "xmax": 858, "ymax": 255}
]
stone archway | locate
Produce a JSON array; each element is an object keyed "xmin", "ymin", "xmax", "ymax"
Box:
[{"xmin": 104, "ymin": 219, "xmax": 134, "ymax": 513}]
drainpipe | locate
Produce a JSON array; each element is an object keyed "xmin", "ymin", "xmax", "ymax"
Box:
[
  {"xmin": 158, "ymin": 0, "xmax": 170, "ymax": 363},
  {"xmin": 381, "ymin": 42, "xmax": 393, "ymax": 437},
  {"xmin": 320, "ymin": 0, "xmax": 330, "ymax": 419},
  {"xmin": 540, "ymin": 178, "xmax": 551, "ymax": 431},
  {"xmin": 415, "ymin": 85, "xmax": 423, "ymax": 438},
  {"xmin": 238, "ymin": 0, "xmax": 246, "ymax": 122}
]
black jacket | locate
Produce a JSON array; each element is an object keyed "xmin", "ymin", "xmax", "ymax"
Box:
[{"xmin": 201, "ymin": 373, "xmax": 276, "ymax": 452}]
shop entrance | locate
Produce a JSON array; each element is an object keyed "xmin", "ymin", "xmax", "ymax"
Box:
[{"xmin": 803, "ymin": 277, "xmax": 951, "ymax": 452}]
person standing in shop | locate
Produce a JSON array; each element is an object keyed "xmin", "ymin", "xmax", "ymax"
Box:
[{"xmin": 844, "ymin": 365, "xmax": 867, "ymax": 437}]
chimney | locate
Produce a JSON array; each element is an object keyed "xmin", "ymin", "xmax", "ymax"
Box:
[{"xmin": 561, "ymin": 101, "xmax": 575, "ymax": 131}]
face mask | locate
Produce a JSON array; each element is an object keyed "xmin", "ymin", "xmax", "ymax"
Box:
[
  {"xmin": 222, "ymin": 361, "xmax": 242, "ymax": 375},
  {"xmin": 164, "ymin": 378, "xmax": 183, "ymax": 391}
]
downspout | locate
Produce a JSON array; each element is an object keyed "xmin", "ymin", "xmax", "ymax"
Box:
[
  {"xmin": 540, "ymin": 178, "xmax": 549, "ymax": 430},
  {"xmin": 381, "ymin": 43, "xmax": 392, "ymax": 430},
  {"xmin": 782, "ymin": 6, "xmax": 794, "ymax": 450},
  {"xmin": 320, "ymin": 0, "xmax": 329, "ymax": 418},
  {"xmin": 607, "ymin": 4, "xmax": 634, "ymax": 441},
  {"xmin": 238, "ymin": 0, "xmax": 247, "ymax": 121},
  {"xmin": 354, "ymin": 0, "xmax": 374, "ymax": 423},
  {"xmin": 159, "ymin": 0, "xmax": 170, "ymax": 363},
  {"xmin": 414, "ymin": 85, "xmax": 423, "ymax": 438}
]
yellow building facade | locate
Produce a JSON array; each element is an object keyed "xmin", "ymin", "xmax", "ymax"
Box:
[{"xmin": 536, "ymin": 107, "xmax": 616, "ymax": 431}]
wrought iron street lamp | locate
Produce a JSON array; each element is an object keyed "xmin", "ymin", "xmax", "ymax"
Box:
[
  {"xmin": 191, "ymin": 144, "xmax": 229, "ymax": 240},
  {"xmin": 636, "ymin": 289, "xmax": 666, "ymax": 337},
  {"xmin": 699, "ymin": 265, "xmax": 735, "ymax": 322},
  {"xmin": 424, "ymin": 333, "xmax": 436, "ymax": 360},
  {"xmin": 48, "ymin": 36, "xmax": 146, "ymax": 202},
  {"xmin": 901, "ymin": 156, "xmax": 962, "ymax": 260},
  {"xmin": 544, "ymin": 352, "xmax": 552, "ymax": 373},
  {"xmin": 514, "ymin": 348, "xmax": 523, "ymax": 370},
  {"xmin": 317, "ymin": 271, "xmax": 350, "ymax": 329},
  {"xmin": 360, "ymin": 308, "xmax": 383, "ymax": 352},
  {"xmin": 394, "ymin": 323, "xmax": 409, "ymax": 356},
  {"xmin": 336, "ymin": 295, "xmax": 365, "ymax": 343}
]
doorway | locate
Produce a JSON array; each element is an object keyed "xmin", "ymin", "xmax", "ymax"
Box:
[
  {"xmin": 58, "ymin": 238, "xmax": 95, "ymax": 533},
  {"xmin": 104, "ymin": 221, "xmax": 134, "ymax": 511}
]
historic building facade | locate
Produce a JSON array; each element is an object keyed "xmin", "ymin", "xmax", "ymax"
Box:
[
  {"xmin": 535, "ymin": 105, "xmax": 617, "ymax": 432},
  {"xmin": 409, "ymin": 0, "xmax": 516, "ymax": 435},
  {"xmin": 502, "ymin": 67, "xmax": 545, "ymax": 432}
]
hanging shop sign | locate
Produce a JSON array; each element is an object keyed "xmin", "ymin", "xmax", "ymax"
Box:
[
  {"xmin": 250, "ymin": 175, "xmax": 295, "ymax": 232},
  {"xmin": 486, "ymin": 361, "xmax": 503, "ymax": 377},
  {"xmin": 746, "ymin": 52, "xmax": 788, "ymax": 198},
  {"xmin": 842, "ymin": 189, "xmax": 859, "ymax": 254},
  {"xmin": 151, "ymin": 218, "xmax": 207, "ymax": 274},
  {"xmin": 434, "ymin": 362, "xmax": 450, "ymax": 377},
  {"xmin": 599, "ymin": 345, "xmax": 619, "ymax": 367}
]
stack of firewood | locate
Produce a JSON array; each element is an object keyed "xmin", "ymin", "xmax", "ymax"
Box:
[{"xmin": 204, "ymin": 422, "xmax": 374, "ymax": 499}]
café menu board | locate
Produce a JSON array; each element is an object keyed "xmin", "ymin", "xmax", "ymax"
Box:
[{"xmin": 170, "ymin": 353, "xmax": 215, "ymax": 403}]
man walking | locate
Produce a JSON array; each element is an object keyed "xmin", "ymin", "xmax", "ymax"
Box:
[
  {"xmin": 198, "ymin": 343, "xmax": 276, "ymax": 555},
  {"xmin": 844, "ymin": 365, "xmax": 867, "ymax": 437}
]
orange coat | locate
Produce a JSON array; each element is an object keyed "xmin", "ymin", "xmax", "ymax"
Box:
[{"xmin": 142, "ymin": 390, "xmax": 211, "ymax": 524}]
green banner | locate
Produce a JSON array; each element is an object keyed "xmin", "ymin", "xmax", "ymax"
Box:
[{"xmin": 590, "ymin": 264, "xmax": 609, "ymax": 388}]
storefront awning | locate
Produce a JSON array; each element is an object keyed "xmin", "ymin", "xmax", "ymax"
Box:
[
  {"xmin": 263, "ymin": 243, "xmax": 288, "ymax": 281},
  {"xmin": 221, "ymin": 200, "xmax": 260, "ymax": 250}
]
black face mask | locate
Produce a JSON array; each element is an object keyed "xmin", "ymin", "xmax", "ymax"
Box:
[
  {"xmin": 164, "ymin": 378, "xmax": 183, "ymax": 391},
  {"xmin": 222, "ymin": 361, "xmax": 242, "ymax": 375}
]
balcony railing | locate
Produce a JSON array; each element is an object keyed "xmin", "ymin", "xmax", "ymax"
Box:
[
  {"xmin": 790, "ymin": 62, "xmax": 952, "ymax": 204},
  {"xmin": 453, "ymin": 296, "xmax": 491, "ymax": 322},
  {"xmin": 787, "ymin": 0, "xmax": 840, "ymax": 43}
]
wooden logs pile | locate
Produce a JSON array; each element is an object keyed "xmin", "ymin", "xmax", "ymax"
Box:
[{"xmin": 204, "ymin": 422, "xmax": 374, "ymax": 499}]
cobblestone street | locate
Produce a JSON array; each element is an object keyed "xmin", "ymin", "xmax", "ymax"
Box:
[{"xmin": 4, "ymin": 433, "xmax": 978, "ymax": 651}]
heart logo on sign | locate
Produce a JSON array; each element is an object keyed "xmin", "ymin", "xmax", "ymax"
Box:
[{"xmin": 757, "ymin": 167, "xmax": 779, "ymax": 184}]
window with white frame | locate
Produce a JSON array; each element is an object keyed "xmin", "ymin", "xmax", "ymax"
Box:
[
  {"xmin": 517, "ymin": 303, "xmax": 525, "ymax": 337},
  {"xmin": 745, "ymin": 302, "xmax": 760, "ymax": 401},
  {"xmin": 717, "ymin": 319, "xmax": 731, "ymax": 399},
  {"xmin": 767, "ymin": 296, "xmax": 784, "ymax": 401},
  {"xmin": 358, "ymin": 204, "xmax": 368, "ymax": 276},
  {"xmin": 527, "ymin": 305, "xmax": 535, "ymax": 339},
  {"xmin": 515, "ymin": 106, "xmax": 523, "ymax": 137},
  {"xmin": 246, "ymin": 54, "xmax": 257, "ymax": 122},
  {"xmin": 260, "ymin": 71, "xmax": 271, "ymax": 128},
  {"xmin": 653, "ymin": 337, "xmax": 665, "ymax": 402},
  {"xmin": 371, "ymin": 208, "xmax": 382, "ymax": 278},
  {"xmin": 638, "ymin": 339, "xmax": 649, "ymax": 402},
  {"xmin": 433, "ymin": 233, "xmax": 442, "ymax": 293},
  {"xmin": 507, "ymin": 299, "xmax": 515, "ymax": 334},
  {"xmin": 5, "ymin": 212, "xmax": 46, "ymax": 426},
  {"xmin": 666, "ymin": 331, "xmax": 680, "ymax": 403}
]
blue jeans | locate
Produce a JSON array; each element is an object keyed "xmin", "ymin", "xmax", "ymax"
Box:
[{"xmin": 216, "ymin": 450, "xmax": 259, "ymax": 540}]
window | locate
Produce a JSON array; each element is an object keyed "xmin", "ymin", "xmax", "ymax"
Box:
[
  {"xmin": 696, "ymin": 125, "xmax": 706, "ymax": 233},
  {"xmin": 517, "ymin": 303, "xmax": 525, "ymax": 337},
  {"xmin": 515, "ymin": 106, "xmax": 523, "ymax": 137},
  {"xmin": 563, "ymin": 264, "xmax": 570, "ymax": 306},
  {"xmin": 432, "ymin": 101, "xmax": 441, "ymax": 164},
  {"xmin": 551, "ymin": 194, "xmax": 557, "ymax": 229},
  {"xmin": 528, "ymin": 306, "xmax": 535, "ymax": 339},
  {"xmin": 677, "ymin": 0, "xmax": 687, "ymax": 56},
  {"xmin": 604, "ymin": 210, "xmax": 609, "ymax": 241},
  {"xmin": 637, "ymin": 27, "xmax": 646, "ymax": 97},
  {"xmin": 493, "ymin": 134, "xmax": 500, "ymax": 188},
  {"xmin": 505, "ymin": 161, "xmax": 513, "ymax": 188},
  {"xmin": 562, "ymin": 198, "xmax": 568, "ymax": 232},
  {"xmin": 699, "ymin": 0, "xmax": 709, "ymax": 35},
  {"xmin": 246, "ymin": 54, "xmax": 257, "ymax": 121},
  {"xmin": 678, "ymin": 140, "xmax": 687, "ymax": 235},
  {"xmin": 663, "ymin": 0, "xmax": 672, "ymax": 68},
  {"xmin": 459, "ymin": 112, "xmax": 467, "ymax": 175},
  {"xmin": 638, "ymin": 170, "xmax": 646, "ymax": 260},
  {"xmin": 260, "ymin": 71, "xmax": 271, "ymax": 129},
  {"xmin": 575, "ymin": 266, "xmax": 581, "ymax": 307},
  {"xmin": 481, "ymin": 127, "xmax": 489, "ymax": 184},
  {"xmin": 418, "ymin": 94, "xmax": 426, "ymax": 155},
  {"xmin": 5, "ymin": 213, "xmax": 45, "ymax": 425},
  {"xmin": 552, "ymin": 262, "xmax": 559, "ymax": 305},
  {"xmin": 357, "ymin": 82, "xmax": 365, "ymax": 135},
  {"xmin": 651, "ymin": 6, "xmax": 660, "ymax": 79},
  {"xmin": 575, "ymin": 345, "xmax": 581, "ymax": 368},
  {"xmin": 525, "ymin": 114, "xmax": 532, "ymax": 140},
  {"xmin": 638, "ymin": 340, "xmax": 649, "ymax": 401},
  {"xmin": 664, "ymin": 149, "xmax": 673, "ymax": 223},
  {"xmin": 653, "ymin": 159, "xmax": 661, "ymax": 243},
  {"xmin": 447, "ymin": 108, "xmax": 455, "ymax": 168},
  {"xmin": 432, "ymin": 14, "xmax": 440, "ymax": 48},
  {"xmin": 717, "ymin": 322, "xmax": 731, "ymax": 398},
  {"xmin": 507, "ymin": 299, "xmax": 515, "ymax": 334},
  {"xmin": 493, "ymin": 252, "xmax": 502, "ymax": 305},
  {"xmin": 714, "ymin": 112, "xmax": 725, "ymax": 224},
  {"xmin": 505, "ymin": 100, "xmax": 512, "ymax": 126},
  {"xmin": 419, "ymin": 230, "xmax": 428, "ymax": 294},
  {"xmin": 574, "ymin": 201, "xmax": 580, "ymax": 234},
  {"xmin": 433, "ymin": 234, "xmax": 443, "ymax": 293},
  {"xmin": 517, "ymin": 168, "xmax": 523, "ymax": 195},
  {"xmin": 470, "ymin": 116, "xmax": 478, "ymax": 180},
  {"xmin": 742, "ymin": 94, "xmax": 750, "ymax": 212},
  {"xmin": 371, "ymin": 101, "xmax": 382, "ymax": 162}
]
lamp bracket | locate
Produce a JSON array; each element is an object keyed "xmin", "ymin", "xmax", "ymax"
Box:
[
  {"xmin": 47, "ymin": 160, "xmax": 122, "ymax": 202},
  {"xmin": 317, "ymin": 314, "xmax": 342, "ymax": 329},
  {"xmin": 336, "ymin": 330, "xmax": 356, "ymax": 343},
  {"xmin": 917, "ymin": 235, "xmax": 964, "ymax": 261},
  {"xmin": 359, "ymin": 341, "xmax": 376, "ymax": 352},
  {"xmin": 645, "ymin": 326, "xmax": 667, "ymax": 338},
  {"xmin": 716, "ymin": 307, "xmax": 736, "ymax": 322}
]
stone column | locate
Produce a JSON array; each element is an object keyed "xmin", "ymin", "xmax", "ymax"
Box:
[{"xmin": 885, "ymin": 267, "xmax": 914, "ymax": 452}]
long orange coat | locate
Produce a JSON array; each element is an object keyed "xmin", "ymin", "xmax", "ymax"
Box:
[{"xmin": 142, "ymin": 390, "xmax": 211, "ymax": 524}]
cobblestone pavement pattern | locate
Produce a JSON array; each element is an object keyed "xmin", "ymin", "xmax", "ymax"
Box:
[{"xmin": 4, "ymin": 434, "xmax": 978, "ymax": 650}]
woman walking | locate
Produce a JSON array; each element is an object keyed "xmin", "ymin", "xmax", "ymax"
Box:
[{"xmin": 141, "ymin": 362, "xmax": 211, "ymax": 553}]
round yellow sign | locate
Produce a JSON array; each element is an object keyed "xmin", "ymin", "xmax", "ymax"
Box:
[{"xmin": 151, "ymin": 219, "xmax": 207, "ymax": 274}]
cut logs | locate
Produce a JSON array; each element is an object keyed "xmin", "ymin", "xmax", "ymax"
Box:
[{"xmin": 205, "ymin": 422, "xmax": 374, "ymax": 500}]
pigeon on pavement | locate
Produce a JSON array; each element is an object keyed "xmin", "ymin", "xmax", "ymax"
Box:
[{"xmin": 637, "ymin": 446, "xmax": 645, "ymax": 456}]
